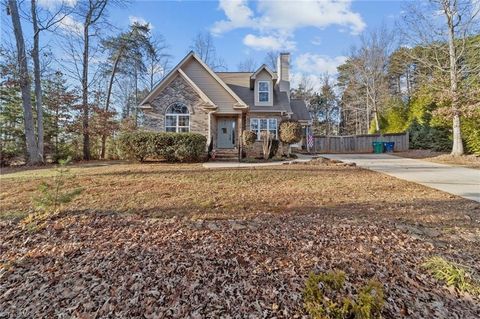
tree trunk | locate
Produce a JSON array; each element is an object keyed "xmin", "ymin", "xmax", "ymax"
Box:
[
  {"xmin": 373, "ymin": 100, "xmax": 380, "ymax": 133},
  {"xmin": 134, "ymin": 67, "xmax": 138, "ymax": 127},
  {"xmin": 82, "ymin": 22, "xmax": 91, "ymax": 160},
  {"xmin": 406, "ymin": 68, "xmax": 411, "ymax": 97},
  {"xmin": 9, "ymin": 0, "xmax": 40, "ymax": 165},
  {"xmin": 55, "ymin": 106, "xmax": 59, "ymax": 160},
  {"xmin": 150, "ymin": 58, "xmax": 154, "ymax": 90},
  {"xmin": 451, "ymin": 112, "xmax": 463, "ymax": 155},
  {"xmin": 31, "ymin": 0, "xmax": 44, "ymax": 162},
  {"xmin": 100, "ymin": 50, "xmax": 123, "ymax": 159},
  {"xmin": 445, "ymin": 0, "xmax": 464, "ymax": 156}
]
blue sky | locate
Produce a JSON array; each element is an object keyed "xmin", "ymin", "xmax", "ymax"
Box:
[
  {"xmin": 1, "ymin": 0, "xmax": 408, "ymax": 90},
  {"xmin": 107, "ymin": 0, "xmax": 406, "ymax": 88}
]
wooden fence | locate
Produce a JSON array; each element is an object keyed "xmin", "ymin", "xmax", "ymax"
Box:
[{"xmin": 312, "ymin": 132, "xmax": 409, "ymax": 153}]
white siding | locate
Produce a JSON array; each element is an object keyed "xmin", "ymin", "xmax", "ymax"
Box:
[{"xmin": 254, "ymin": 70, "xmax": 273, "ymax": 107}]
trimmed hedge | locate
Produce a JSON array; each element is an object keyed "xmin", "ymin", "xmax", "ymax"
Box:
[{"xmin": 117, "ymin": 131, "xmax": 207, "ymax": 162}]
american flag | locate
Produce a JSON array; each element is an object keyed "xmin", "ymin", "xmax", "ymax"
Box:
[{"xmin": 307, "ymin": 134, "xmax": 314, "ymax": 149}]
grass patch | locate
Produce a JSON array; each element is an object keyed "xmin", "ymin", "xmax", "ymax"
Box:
[
  {"xmin": 423, "ymin": 256, "xmax": 480, "ymax": 296},
  {"xmin": 1, "ymin": 160, "xmax": 478, "ymax": 232},
  {"xmin": 303, "ymin": 270, "xmax": 384, "ymax": 319}
]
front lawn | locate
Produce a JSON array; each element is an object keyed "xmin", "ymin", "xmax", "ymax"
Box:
[{"xmin": 1, "ymin": 161, "xmax": 479, "ymax": 318}]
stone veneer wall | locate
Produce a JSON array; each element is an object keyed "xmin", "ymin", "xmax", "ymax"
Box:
[{"xmin": 141, "ymin": 75, "xmax": 209, "ymax": 137}]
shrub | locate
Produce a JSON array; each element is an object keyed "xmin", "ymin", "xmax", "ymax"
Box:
[
  {"xmin": 117, "ymin": 131, "xmax": 207, "ymax": 162},
  {"xmin": 150, "ymin": 133, "xmax": 176, "ymax": 161},
  {"xmin": 51, "ymin": 141, "xmax": 76, "ymax": 163},
  {"xmin": 0, "ymin": 145, "xmax": 19, "ymax": 167},
  {"xmin": 279, "ymin": 120, "xmax": 302, "ymax": 144},
  {"xmin": 462, "ymin": 115, "xmax": 480, "ymax": 155},
  {"xmin": 423, "ymin": 256, "xmax": 480, "ymax": 296},
  {"xmin": 260, "ymin": 131, "xmax": 274, "ymax": 160},
  {"xmin": 408, "ymin": 120, "xmax": 452, "ymax": 152},
  {"xmin": 171, "ymin": 133, "xmax": 207, "ymax": 162},
  {"xmin": 242, "ymin": 130, "xmax": 257, "ymax": 146},
  {"xmin": 117, "ymin": 131, "xmax": 152, "ymax": 161},
  {"xmin": 269, "ymin": 139, "xmax": 279, "ymax": 158},
  {"xmin": 304, "ymin": 270, "xmax": 384, "ymax": 319}
]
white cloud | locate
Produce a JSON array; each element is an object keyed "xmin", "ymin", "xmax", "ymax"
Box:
[
  {"xmin": 213, "ymin": 0, "xmax": 365, "ymax": 34},
  {"xmin": 290, "ymin": 53, "xmax": 347, "ymax": 91},
  {"xmin": 212, "ymin": 0, "xmax": 365, "ymax": 51},
  {"xmin": 296, "ymin": 53, "xmax": 347, "ymax": 75},
  {"xmin": 211, "ymin": 0, "xmax": 254, "ymax": 34},
  {"xmin": 255, "ymin": 0, "xmax": 366, "ymax": 35},
  {"xmin": 129, "ymin": 16, "xmax": 154, "ymax": 29},
  {"xmin": 38, "ymin": 0, "xmax": 76, "ymax": 11},
  {"xmin": 290, "ymin": 72, "xmax": 324, "ymax": 92},
  {"xmin": 243, "ymin": 34, "xmax": 295, "ymax": 51},
  {"xmin": 58, "ymin": 15, "xmax": 82, "ymax": 35}
]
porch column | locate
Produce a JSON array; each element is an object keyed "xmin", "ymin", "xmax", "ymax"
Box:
[{"xmin": 238, "ymin": 114, "xmax": 243, "ymax": 159}]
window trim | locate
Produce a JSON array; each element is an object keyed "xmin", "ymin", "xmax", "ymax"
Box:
[
  {"xmin": 250, "ymin": 118, "xmax": 277, "ymax": 140},
  {"xmin": 258, "ymin": 80, "xmax": 270, "ymax": 103},
  {"xmin": 164, "ymin": 103, "xmax": 190, "ymax": 133}
]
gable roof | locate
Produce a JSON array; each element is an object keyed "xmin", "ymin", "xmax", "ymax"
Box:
[
  {"xmin": 177, "ymin": 69, "xmax": 215, "ymax": 108},
  {"xmin": 139, "ymin": 51, "xmax": 247, "ymax": 109},
  {"xmin": 290, "ymin": 99, "xmax": 311, "ymax": 122},
  {"xmin": 250, "ymin": 64, "xmax": 277, "ymax": 88},
  {"xmin": 217, "ymin": 72, "xmax": 291, "ymax": 113}
]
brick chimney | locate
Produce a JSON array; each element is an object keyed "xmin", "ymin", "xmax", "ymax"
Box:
[{"xmin": 277, "ymin": 52, "xmax": 290, "ymax": 95}]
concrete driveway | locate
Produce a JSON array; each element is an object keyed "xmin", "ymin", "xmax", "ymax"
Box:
[{"xmin": 321, "ymin": 153, "xmax": 480, "ymax": 202}]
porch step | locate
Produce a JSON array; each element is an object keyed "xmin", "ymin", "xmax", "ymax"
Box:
[{"xmin": 213, "ymin": 149, "xmax": 239, "ymax": 161}]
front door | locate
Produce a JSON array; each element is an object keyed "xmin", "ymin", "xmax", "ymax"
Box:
[{"xmin": 217, "ymin": 118, "xmax": 236, "ymax": 148}]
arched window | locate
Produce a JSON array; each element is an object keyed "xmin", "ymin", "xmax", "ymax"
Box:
[{"xmin": 165, "ymin": 103, "xmax": 190, "ymax": 132}]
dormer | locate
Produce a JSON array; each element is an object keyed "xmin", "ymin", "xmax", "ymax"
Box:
[{"xmin": 250, "ymin": 64, "xmax": 277, "ymax": 107}]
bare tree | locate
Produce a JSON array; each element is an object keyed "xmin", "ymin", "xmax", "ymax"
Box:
[
  {"xmin": 30, "ymin": 0, "xmax": 73, "ymax": 162},
  {"xmin": 401, "ymin": 0, "xmax": 480, "ymax": 155},
  {"xmin": 141, "ymin": 35, "xmax": 170, "ymax": 90},
  {"xmin": 190, "ymin": 32, "xmax": 226, "ymax": 71},
  {"xmin": 237, "ymin": 57, "xmax": 257, "ymax": 72},
  {"xmin": 291, "ymin": 73, "xmax": 315, "ymax": 101},
  {"xmin": 350, "ymin": 27, "xmax": 394, "ymax": 133},
  {"xmin": 58, "ymin": 0, "xmax": 109, "ymax": 160},
  {"xmin": 309, "ymin": 75, "xmax": 339, "ymax": 135},
  {"xmin": 7, "ymin": 0, "xmax": 41, "ymax": 164},
  {"xmin": 264, "ymin": 51, "xmax": 279, "ymax": 71},
  {"xmin": 99, "ymin": 23, "xmax": 154, "ymax": 158}
]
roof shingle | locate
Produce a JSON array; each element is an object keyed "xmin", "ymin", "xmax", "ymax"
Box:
[{"xmin": 216, "ymin": 72, "xmax": 291, "ymax": 113}]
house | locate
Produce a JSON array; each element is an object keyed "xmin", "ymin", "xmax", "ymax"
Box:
[{"xmin": 138, "ymin": 51, "xmax": 311, "ymax": 160}]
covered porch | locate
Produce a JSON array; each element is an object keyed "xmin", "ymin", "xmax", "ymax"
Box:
[{"xmin": 209, "ymin": 113, "xmax": 245, "ymax": 161}]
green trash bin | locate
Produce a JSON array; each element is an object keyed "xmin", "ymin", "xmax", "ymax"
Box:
[{"xmin": 372, "ymin": 142, "xmax": 384, "ymax": 154}]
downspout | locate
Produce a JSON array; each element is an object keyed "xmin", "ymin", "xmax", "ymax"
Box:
[{"xmin": 237, "ymin": 114, "xmax": 241, "ymax": 162}]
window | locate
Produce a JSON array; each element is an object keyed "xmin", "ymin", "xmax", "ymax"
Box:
[
  {"xmin": 165, "ymin": 103, "xmax": 190, "ymax": 132},
  {"xmin": 250, "ymin": 118, "xmax": 277, "ymax": 140},
  {"xmin": 258, "ymin": 81, "xmax": 269, "ymax": 102}
]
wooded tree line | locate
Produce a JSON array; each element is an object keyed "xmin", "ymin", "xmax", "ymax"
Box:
[
  {"xmin": 1, "ymin": 1, "xmax": 230, "ymax": 165},
  {"xmin": 0, "ymin": 0, "xmax": 288, "ymax": 166},
  {"xmin": 295, "ymin": 0, "xmax": 480, "ymax": 155}
]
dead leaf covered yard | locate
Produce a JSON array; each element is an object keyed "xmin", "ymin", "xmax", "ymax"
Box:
[{"xmin": 1, "ymin": 161, "xmax": 479, "ymax": 318}]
